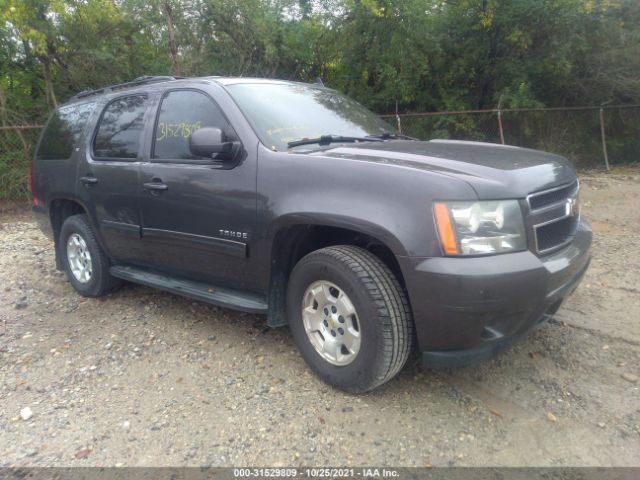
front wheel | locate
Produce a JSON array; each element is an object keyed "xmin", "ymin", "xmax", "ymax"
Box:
[{"xmin": 287, "ymin": 245, "xmax": 413, "ymax": 393}]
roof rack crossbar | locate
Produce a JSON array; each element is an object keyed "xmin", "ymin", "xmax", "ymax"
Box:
[{"xmin": 71, "ymin": 76, "xmax": 184, "ymax": 101}]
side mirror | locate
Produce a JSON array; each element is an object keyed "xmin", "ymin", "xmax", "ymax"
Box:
[{"xmin": 188, "ymin": 127, "xmax": 240, "ymax": 163}]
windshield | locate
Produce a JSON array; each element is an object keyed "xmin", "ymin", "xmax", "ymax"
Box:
[{"xmin": 225, "ymin": 83, "xmax": 394, "ymax": 151}]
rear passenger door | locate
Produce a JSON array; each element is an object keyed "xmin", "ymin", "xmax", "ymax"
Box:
[
  {"xmin": 138, "ymin": 89, "xmax": 257, "ymax": 289},
  {"xmin": 76, "ymin": 94, "xmax": 152, "ymax": 264}
]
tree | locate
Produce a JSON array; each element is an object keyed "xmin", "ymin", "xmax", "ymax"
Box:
[{"xmin": 0, "ymin": 0, "xmax": 638, "ymax": 120}]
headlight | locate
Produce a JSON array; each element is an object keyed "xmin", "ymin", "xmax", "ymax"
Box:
[{"xmin": 433, "ymin": 200, "xmax": 526, "ymax": 256}]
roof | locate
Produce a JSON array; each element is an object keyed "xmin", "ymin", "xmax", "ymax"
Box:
[
  {"xmin": 68, "ymin": 76, "xmax": 182, "ymax": 102},
  {"xmin": 61, "ymin": 76, "xmax": 321, "ymax": 106},
  {"xmin": 206, "ymin": 77, "xmax": 311, "ymax": 87},
  {"xmin": 66, "ymin": 75, "xmax": 322, "ymax": 105}
]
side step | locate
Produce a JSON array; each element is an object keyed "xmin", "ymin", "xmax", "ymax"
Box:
[{"xmin": 110, "ymin": 265, "xmax": 268, "ymax": 314}]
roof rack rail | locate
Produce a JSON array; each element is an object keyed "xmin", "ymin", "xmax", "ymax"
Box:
[{"xmin": 72, "ymin": 76, "xmax": 185, "ymax": 101}]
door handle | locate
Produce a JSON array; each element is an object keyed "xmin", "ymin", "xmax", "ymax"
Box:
[
  {"xmin": 143, "ymin": 180, "xmax": 168, "ymax": 192},
  {"xmin": 80, "ymin": 175, "xmax": 98, "ymax": 186}
]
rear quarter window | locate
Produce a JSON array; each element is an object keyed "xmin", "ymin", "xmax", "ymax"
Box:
[{"xmin": 36, "ymin": 102, "xmax": 96, "ymax": 160}]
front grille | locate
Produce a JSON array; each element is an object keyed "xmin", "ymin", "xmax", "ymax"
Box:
[
  {"xmin": 527, "ymin": 180, "xmax": 580, "ymax": 255},
  {"xmin": 528, "ymin": 180, "xmax": 578, "ymax": 211},
  {"xmin": 535, "ymin": 215, "xmax": 579, "ymax": 252}
]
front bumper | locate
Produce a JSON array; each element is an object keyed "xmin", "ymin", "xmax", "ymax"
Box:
[{"xmin": 398, "ymin": 218, "xmax": 592, "ymax": 368}]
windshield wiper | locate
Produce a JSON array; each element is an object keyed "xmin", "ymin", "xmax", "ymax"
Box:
[
  {"xmin": 365, "ymin": 132, "xmax": 418, "ymax": 141},
  {"xmin": 287, "ymin": 134, "xmax": 383, "ymax": 149}
]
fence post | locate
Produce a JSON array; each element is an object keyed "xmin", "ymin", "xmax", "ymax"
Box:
[
  {"xmin": 599, "ymin": 108, "xmax": 610, "ymax": 171},
  {"xmin": 395, "ymin": 100, "xmax": 402, "ymax": 134},
  {"xmin": 497, "ymin": 109, "xmax": 505, "ymax": 145}
]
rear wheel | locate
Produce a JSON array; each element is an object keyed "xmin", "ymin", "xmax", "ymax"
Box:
[
  {"xmin": 59, "ymin": 214, "xmax": 122, "ymax": 297},
  {"xmin": 287, "ymin": 245, "xmax": 413, "ymax": 393}
]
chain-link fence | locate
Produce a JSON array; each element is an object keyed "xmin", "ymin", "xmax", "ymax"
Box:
[
  {"xmin": 0, "ymin": 106, "xmax": 638, "ymax": 212},
  {"xmin": 0, "ymin": 126, "xmax": 41, "ymax": 214},
  {"xmin": 382, "ymin": 105, "xmax": 640, "ymax": 169}
]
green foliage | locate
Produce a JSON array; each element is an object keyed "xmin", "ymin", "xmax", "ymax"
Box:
[
  {"xmin": 0, "ymin": 0, "xmax": 638, "ymax": 117},
  {"xmin": 499, "ymin": 83, "xmax": 544, "ymax": 110},
  {"xmin": 0, "ymin": 150, "xmax": 27, "ymax": 200}
]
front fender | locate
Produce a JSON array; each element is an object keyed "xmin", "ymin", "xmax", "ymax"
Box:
[
  {"xmin": 266, "ymin": 212, "xmax": 408, "ymax": 257},
  {"xmin": 257, "ymin": 145, "xmax": 477, "ymax": 259}
]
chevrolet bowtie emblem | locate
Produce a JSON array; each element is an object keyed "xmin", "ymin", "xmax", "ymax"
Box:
[{"xmin": 566, "ymin": 197, "xmax": 579, "ymax": 217}]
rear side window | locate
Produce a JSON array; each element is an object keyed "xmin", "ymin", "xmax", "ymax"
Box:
[
  {"xmin": 153, "ymin": 90, "xmax": 234, "ymax": 160},
  {"xmin": 93, "ymin": 95, "xmax": 148, "ymax": 160},
  {"xmin": 36, "ymin": 102, "xmax": 95, "ymax": 160}
]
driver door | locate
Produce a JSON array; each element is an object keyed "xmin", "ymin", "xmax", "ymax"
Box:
[{"xmin": 138, "ymin": 89, "xmax": 258, "ymax": 290}]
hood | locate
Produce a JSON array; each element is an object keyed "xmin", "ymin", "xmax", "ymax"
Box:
[{"xmin": 311, "ymin": 139, "xmax": 576, "ymax": 199}]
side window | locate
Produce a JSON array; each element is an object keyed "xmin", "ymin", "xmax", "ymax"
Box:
[
  {"xmin": 153, "ymin": 90, "xmax": 234, "ymax": 160},
  {"xmin": 36, "ymin": 102, "xmax": 96, "ymax": 160},
  {"xmin": 93, "ymin": 95, "xmax": 147, "ymax": 160}
]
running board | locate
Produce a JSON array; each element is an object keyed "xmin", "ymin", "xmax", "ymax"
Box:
[{"xmin": 109, "ymin": 265, "xmax": 268, "ymax": 314}]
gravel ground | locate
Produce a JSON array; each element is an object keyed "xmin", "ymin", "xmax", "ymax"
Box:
[{"xmin": 0, "ymin": 171, "xmax": 639, "ymax": 467}]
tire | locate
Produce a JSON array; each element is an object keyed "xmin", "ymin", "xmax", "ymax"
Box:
[
  {"xmin": 287, "ymin": 245, "xmax": 413, "ymax": 393},
  {"xmin": 59, "ymin": 214, "xmax": 122, "ymax": 297}
]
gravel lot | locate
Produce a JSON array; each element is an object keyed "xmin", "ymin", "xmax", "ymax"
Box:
[{"xmin": 1, "ymin": 171, "xmax": 639, "ymax": 467}]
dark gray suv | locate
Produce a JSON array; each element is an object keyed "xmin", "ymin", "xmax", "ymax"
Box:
[{"xmin": 31, "ymin": 76, "xmax": 592, "ymax": 392}]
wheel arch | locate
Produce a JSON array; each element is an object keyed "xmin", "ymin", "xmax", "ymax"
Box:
[
  {"xmin": 48, "ymin": 197, "xmax": 92, "ymax": 270},
  {"xmin": 266, "ymin": 221, "xmax": 409, "ymax": 328}
]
